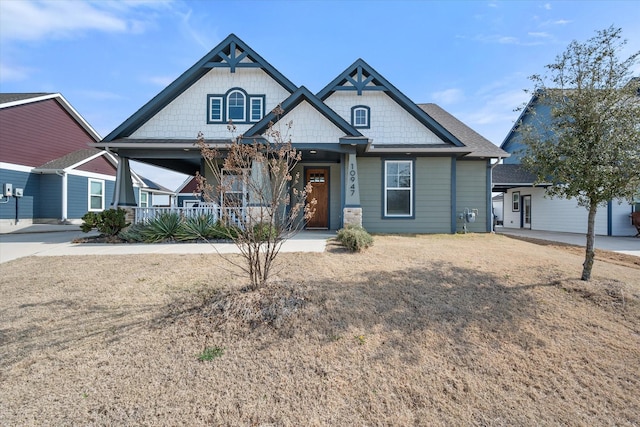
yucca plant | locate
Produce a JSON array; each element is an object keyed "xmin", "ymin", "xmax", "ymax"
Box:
[
  {"xmin": 176, "ymin": 214, "xmax": 218, "ymax": 241},
  {"xmin": 141, "ymin": 212, "xmax": 182, "ymax": 242}
]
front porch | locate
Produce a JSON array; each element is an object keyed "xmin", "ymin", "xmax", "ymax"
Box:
[{"xmin": 132, "ymin": 204, "xmax": 244, "ymax": 228}]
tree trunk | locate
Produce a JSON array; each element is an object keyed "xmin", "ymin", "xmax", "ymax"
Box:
[{"xmin": 581, "ymin": 203, "xmax": 598, "ymax": 281}]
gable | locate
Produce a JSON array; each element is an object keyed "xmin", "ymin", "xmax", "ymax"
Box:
[
  {"xmin": 104, "ymin": 34, "xmax": 298, "ymax": 141},
  {"xmin": 325, "ymin": 91, "xmax": 446, "ymax": 145},
  {"xmin": 318, "ymin": 59, "xmax": 463, "ymax": 147},
  {"xmin": 76, "ymin": 155, "xmax": 116, "ymax": 176},
  {"xmin": 0, "ymin": 98, "xmax": 98, "ymax": 167},
  {"xmin": 130, "ymin": 67, "xmax": 292, "ymax": 139},
  {"xmin": 272, "ymin": 100, "xmax": 349, "ymax": 144}
]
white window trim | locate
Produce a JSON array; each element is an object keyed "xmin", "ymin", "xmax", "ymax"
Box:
[
  {"xmin": 209, "ymin": 96, "xmax": 223, "ymax": 122},
  {"xmin": 354, "ymin": 107, "xmax": 368, "ymax": 127},
  {"xmin": 88, "ymin": 178, "xmax": 105, "ymax": 212},
  {"xmin": 226, "ymin": 90, "xmax": 246, "ymax": 122},
  {"xmin": 384, "ymin": 160, "xmax": 413, "ymax": 217},
  {"xmin": 250, "ymin": 97, "xmax": 263, "ymax": 122},
  {"xmin": 139, "ymin": 190, "xmax": 149, "ymax": 207}
]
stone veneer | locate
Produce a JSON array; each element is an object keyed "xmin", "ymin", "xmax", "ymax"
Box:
[{"xmin": 343, "ymin": 207, "xmax": 363, "ymax": 227}]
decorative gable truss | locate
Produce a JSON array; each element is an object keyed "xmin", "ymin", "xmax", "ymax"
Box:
[{"xmin": 318, "ymin": 59, "xmax": 467, "ymax": 151}]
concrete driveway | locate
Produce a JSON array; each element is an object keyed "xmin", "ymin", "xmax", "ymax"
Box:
[{"xmin": 496, "ymin": 227, "xmax": 640, "ymax": 257}]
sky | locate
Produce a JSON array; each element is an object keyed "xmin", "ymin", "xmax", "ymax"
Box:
[{"xmin": 1, "ymin": 0, "xmax": 639, "ymax": 191}]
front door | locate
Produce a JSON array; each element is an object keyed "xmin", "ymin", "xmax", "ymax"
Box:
[
  {"xmin": 306, "ymin": 168, "xmax": 329, "ymax": 228},
  {"xmin": 522, "ymin": 195, "xmax": 531, "ymax": 229}
]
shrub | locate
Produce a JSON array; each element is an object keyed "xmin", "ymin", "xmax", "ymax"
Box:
[
  {"xmin": 141, "ymin": 212, "xmax": 182, "ymax": 242},
  {"xmin": 252, "ymin": 222, "xmax": 279, "ymax": 242},
  {"xmin": 336, "ymin": 225, "xmax": 374, "ymax": 252},
  {"xmin": 81, "ymin": 209, "xmax": 129, "ymax": 237},
  {"xmin": 118, "ymin": 223, "xmax": 147, "ymax": 242}
]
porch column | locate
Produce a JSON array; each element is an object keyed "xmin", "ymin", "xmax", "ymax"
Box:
[
  {"xmin": 343, "ymin": 152, "xmax": 362, "ymax": 227},
  {"xmin": 111, "ymin": 157, "xmax": 137, "ymax": 207}
]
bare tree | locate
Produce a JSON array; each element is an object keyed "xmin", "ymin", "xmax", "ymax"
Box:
[
  {"xmin": 196, "ymin": 109, "xmax": 316, "ymax": 290},
  {"xmin": 518, "ymin": 27, "xmax": 640, "ymax": 280}
]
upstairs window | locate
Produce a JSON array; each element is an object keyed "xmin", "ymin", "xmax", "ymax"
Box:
[
  {"xmin": 351, "ymin": 105, "xmax": 370, "ymax": 129},
  {"xmin": 208, "ymin": 88, "xmax": 264, "ymax": 124},
  {"xmin": 208, "ymin": 96, "xmax": 223, "ymax": 122},
  {"xmin": 139, "ymin": 191, "xmax": 149, "ymax": 208},
  {"xmin": 227, "ymin": 90, "xmax": 246, "ymax": 122},
  {"xmin": 384, "ymin": 160, "xmax": 413, "ymax": 217},
  {"xmin": 250, "ymin": 97, "xmax": 264, "ymax": 122}
]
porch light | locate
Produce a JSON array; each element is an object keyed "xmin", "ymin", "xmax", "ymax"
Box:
[{"xmin": 310, "ymin": 150, "xmax": 317, "ymax": 154}]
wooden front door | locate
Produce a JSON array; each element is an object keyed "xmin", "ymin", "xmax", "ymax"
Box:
[{"xmin": 306, "ymin": 168, "xmax": 329, "ymax": 228}]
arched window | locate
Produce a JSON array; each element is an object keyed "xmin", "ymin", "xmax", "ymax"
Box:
[
  {"xmin": 351, "ymin": 105, "xmax": 370, "ymax": 128},
  {"xmin": 227, "ymin": 90, "xmax": 246, "ymax": 122}
]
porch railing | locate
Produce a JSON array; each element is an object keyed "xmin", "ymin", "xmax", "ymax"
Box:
[{"xmin": 132, "ymin": 205, "xmax": 245, "ymax": 228}]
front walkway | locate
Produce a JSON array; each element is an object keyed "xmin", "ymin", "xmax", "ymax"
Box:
[
  {"xmin": 496, "ymin": 227, "xmax": 640, "ymax": 257},
  {"xmin": 0, "ymin": 225, "xmax": 335, "ymax": 264}
]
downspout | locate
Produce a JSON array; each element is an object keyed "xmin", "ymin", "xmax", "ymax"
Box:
[
  {"xmin": 488, "ymin": 157, "xmax": 503, "ymax": 232},
  {"xmin": 55, "ymin": 170, "xmax": 68, "ymax": 223}
]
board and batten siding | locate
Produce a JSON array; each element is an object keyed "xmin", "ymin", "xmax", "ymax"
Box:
[
  {"xmin": 455, "ymin": 160, "xmax": 489, "ymax": 233},
  {"xmin": 359, "ymin": 157, "xmax": 452, "ymax": 233}
]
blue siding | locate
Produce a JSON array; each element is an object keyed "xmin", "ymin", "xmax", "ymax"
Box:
[
  {"xmin": 67, "ymin": 175, "xmax": 88, "ymax": 218},
  {"xmin": 0, "ymin": 169, "xmax": 38, "ymax": 220},
  {"xmin": 503, "ymin": 101, "xmax": 552, "ymax": 164},
  {"xmin": 39, "ymin": 174, "xmax": 62, "ymax": 219}
]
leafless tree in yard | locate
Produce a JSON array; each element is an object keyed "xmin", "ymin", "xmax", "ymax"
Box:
[{"xmin": 195, "ymin": 107, "xmax": 316, "ymax": 290}]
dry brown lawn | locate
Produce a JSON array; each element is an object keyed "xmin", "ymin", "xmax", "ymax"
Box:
[{"xmin": 1, "ymin": 233, "xmax": 639, "ymax": 426}]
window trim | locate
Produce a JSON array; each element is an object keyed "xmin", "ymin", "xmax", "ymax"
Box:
[
  {"xmin": 226, "ymin": 89, "xmax": 247, "ymax": 123},
  {"xmin": 383, "ymin": 159, "xmax": 414, "ymax": 218},
  {"xmin": 207, "ymin": 95, "xmax": 224, "ymax": 123},
  {"xmin": 351, "ymin": 105, "xmax": 370, "ymax": 129},
  {"xmin": 88, "ymin": 178, "xmax": 105, "ymax": 212},
  {"xmin": 512, "ymin": 191, "xmax": 520, "ymax": 212},
  {"xmin": 139, "ymin": 190, "xmax": 149, "ymax": 208},
  {"xmin": 249, "ymin": 96, "xmax": 265, "ymax": 122}
]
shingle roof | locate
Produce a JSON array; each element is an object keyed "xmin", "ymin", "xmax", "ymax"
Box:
[
  {"xmin": 492, "ymin": 164, "xmax": 538, "ymax": 184},
  {"xmin": 0, "ymin": 93, "xmax": 52, "ymax": 105},
  {"xmin": 418, "ymin": 104, "xmax": 509, "ymax": 158},
  {"xmin": 34, "ymin": 148, "xmax": 107, "ymax": 170}
]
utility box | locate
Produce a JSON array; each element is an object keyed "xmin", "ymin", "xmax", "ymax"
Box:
[
  {"xmin": 14, "ymin": 188, "xmax": 23, "ymax": 197},
  {"xmin": 3, "ymin": 183, "xmax": 12, "ymax": 197}
]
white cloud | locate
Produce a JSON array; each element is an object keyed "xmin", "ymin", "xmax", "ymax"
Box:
[
  {"xmin": 543, "ymin": 3, "xmax": 552, "ymax": 10},
  {"xmin": 431, "ymin": 88, "xmax": 465, "ymax": 105},
  {"xmin": 0, "ymin": 0, "xmax": 175, "ymax": 42},
  {"xmin": 0, "ymin": 62, "xmax": 31, "ymax": 82},
  {"xmin": 528, "ymin": 32, "xmax": 551, "ymax": 38},
  {"xmin": 0, "ymin": 1, "xmax": 125, "ymax": 41}
]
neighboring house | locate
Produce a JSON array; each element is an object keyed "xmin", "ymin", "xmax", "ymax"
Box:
[
  {"xmin": 0, "ymin": 93, "xmax": 173, "ymax": 226},
  {"xmin": 492, "ymin": 193, "xmax": 504, "ymax": 226},
  {"xmin": 493, "ymin": 91, "xmax": 638, "ymax": 236},
  {"xmin": 175, "ymin": 176, "xmax": 202, "ymax": 208},
  {"xmin": 93, "ymin": 34, "xmax": 508, "ymax": 233}
]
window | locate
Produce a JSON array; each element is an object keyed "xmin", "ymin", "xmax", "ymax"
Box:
[
  {"xmin": 351, "ymin": 105, "xmax": 370, "ymax": 129},
  {"xmin": 384, "ymin": 160, "xmax": 413, "ymax": 217},
  {"xmin": 250, "ymin": 97, "xmax": 264, "ymax": 122},
  {"xmin": 227, "ymin": 90, "xmax": 246, "ymax": 122},
  {"xmin": 207, "ymin": 89, "xmax": 264, "ymax": 124},
  {"xmin": 221, "ymin": 169, "xmax": 248, "ymax": 208},
  {"xmin": 139, "ymin": 191, "xmax": 149, "ymax": 208},
  {"xmin": 208, "ymin": 96, "xmax": 223, "ymax": 123},
  {"xmin": 512, "ymin": 191, "xmax": 520, "ymax": 212},
  {"xmin": 88, "ymin": 179, "xmax": 104, "ymax": 211}
]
